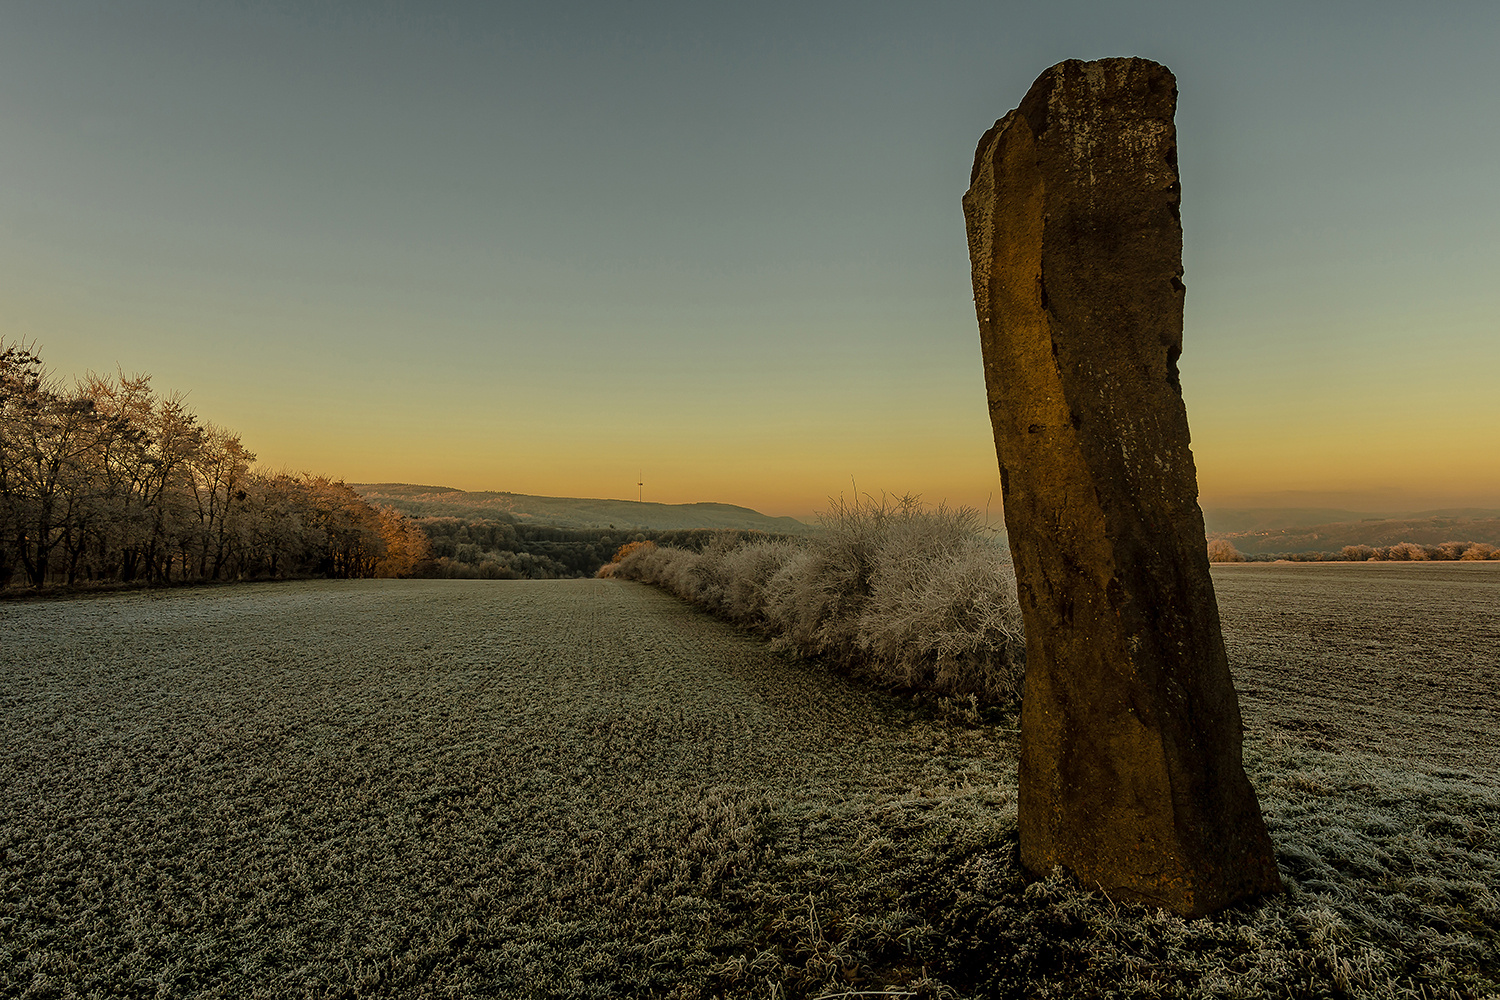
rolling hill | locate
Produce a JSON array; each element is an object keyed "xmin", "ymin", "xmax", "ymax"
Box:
[
  {"xmin": 349, "ymin": 484, "xmax": 813, "ymax": 534},
  {"xmin": 1204, "ymin": 509, "xmax": 1500, "ymax": 556}
]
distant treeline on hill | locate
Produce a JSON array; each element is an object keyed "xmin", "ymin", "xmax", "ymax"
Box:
[
  {"xmin": 416, "ymin": 517, "xmax": 791, "ymax": 580},
  {"xmin": 1205, "ymin": 511, "xmax": 1500, "ymax": 559},
  {"xmin": 1, "ymin": 342, "xmax": 428, "ymax": 591},
  {"xmin": 354, "ymin": 483, "xmax": 812, "ymax": 581},
  {"xmin": 1208, "ymin": 538, "xmax": 1499, "ymax": 563},
  {"xmin": 350, "ymin": 483, "xmax": 813, "ymax": 534}
]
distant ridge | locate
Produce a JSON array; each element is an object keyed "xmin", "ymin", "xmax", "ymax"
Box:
[
  {"xmin": 1205, "ymin": 509, "xmax": 1500, "ymax": 556},
  {"xmin": 350, "ymin": 484, "xmax": 813, "ymax": 534},
  {"xmin": 1203, "ymin": 506, "xmax": 1500, "ymax": 534}
]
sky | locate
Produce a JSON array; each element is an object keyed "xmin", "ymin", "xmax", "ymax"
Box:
[{"xmin": 2, "ymin": 1, "xmax": 1496, "ymax": 521}]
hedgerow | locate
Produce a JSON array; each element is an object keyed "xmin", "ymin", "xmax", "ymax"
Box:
[{"xmin": 604, "ymin": 494, "xmax": 1026, "ymax": 706}]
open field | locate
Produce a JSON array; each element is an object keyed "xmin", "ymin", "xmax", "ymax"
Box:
[
  {"xmin": 2, "ymin": 567, "xmax": 1497, "ymax": 998},
  {"xmin": 1215, "ymin": 562, "xmax": 1500, "ymax": 775}
]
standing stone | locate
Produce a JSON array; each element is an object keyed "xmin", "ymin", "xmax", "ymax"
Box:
[{"xmin": 962, "ymin": 58, "xmax": 1281, "ymax": 916}]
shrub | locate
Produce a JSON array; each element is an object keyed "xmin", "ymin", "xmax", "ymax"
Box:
[
  {"xmin": 612, "ymin": 494, "xmax": 1026, "ymax": 706},
  {"xmin": 1206, "ymin": 538, "xmax": 1245, "ymax": 562},
  {"xmin": 717, "ymin": 539, "xmax": 800, "ymax": 625},
  {"xmin": 1343, "ymin": 540, "xmax": 1500, "ymax": 562},
  {"xmin": 597, "ymin": 540, "xmax": 657, "ymax": 577},
  {"xmin": 1381, "ymin": 542, "xmax": 1429, "ymax": 562},
  {"xmin": 611, "ymin": 540, "xmax": 657, "ymax": 564}
]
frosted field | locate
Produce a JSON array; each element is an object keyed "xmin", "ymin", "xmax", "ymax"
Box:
[
  {"xmin": 2, "ymin": 567, "xmax": 1497, "ymax": 998},
  {"xmin": 1214, "ymin": 562, "xmax": 1500, "ymax": 775}
]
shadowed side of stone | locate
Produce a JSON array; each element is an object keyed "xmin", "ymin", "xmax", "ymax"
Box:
[{"xmin": 962, "ymin": 57, "xmax": 1281, "ymax": 916}]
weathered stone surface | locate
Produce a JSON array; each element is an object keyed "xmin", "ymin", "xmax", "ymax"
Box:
[{"xmin": 962, "ymin": 57, "xmax": 1281, "ymax": 916}]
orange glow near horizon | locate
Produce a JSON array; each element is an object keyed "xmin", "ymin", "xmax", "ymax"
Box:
[
  {"xmin": 230, "ymin": 380, "xmax": 1499, "ymax": 523},
  {"xmin": 16, "ymin": 301, "xmax": 1498, "ymax": 526}
]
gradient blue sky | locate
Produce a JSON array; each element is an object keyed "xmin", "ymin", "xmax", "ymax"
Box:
[{"xmin": 3, "ymin": 1, "xmax": 1496, "ymax": 519}]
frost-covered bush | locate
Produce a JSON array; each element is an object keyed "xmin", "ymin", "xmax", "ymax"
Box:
[
  {"xmin": 1351, "ymin": 540, "xmax": 1500, "ymax": 562},
  {"xmin": 1207, "ymin": 538, "xmax": 1245, "ymax": 562},
  {"xmin": 1383, "ymin": 541, "xmax": 1431, "ymax": 561},
  {"xmin": 717, "ymin": 538, "xmax": 801, "ymax": 625},
  {"xmin": 610, "ymin": 495, "xmax": 1026, "ymax": 706}
]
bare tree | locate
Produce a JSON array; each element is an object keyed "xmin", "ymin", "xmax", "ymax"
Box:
[{"xmin": 0, "ymin": 346, "xmax": 110, "ymax": 588}]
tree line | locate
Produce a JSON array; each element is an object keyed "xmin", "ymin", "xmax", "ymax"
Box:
[
  {"xmin": 420, "ymin": 519, "xmax": 781, "ymax": 579},
  {"xmin": 1207, "ymin": 537, "xmax": 1499, "ymax": 563},
  {"xmin": 0, "ymin": 342, "xmax": 429, "ymax": 590}
]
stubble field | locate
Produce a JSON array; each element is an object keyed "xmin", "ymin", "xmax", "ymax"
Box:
[{"xmin": 2, "ymin": 565, "xmax": 1497, "ymax": 998}]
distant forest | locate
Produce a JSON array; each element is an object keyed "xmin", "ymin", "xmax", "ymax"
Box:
[
  {"xmin": 1206, "ymin": 515, "xmax": 1500, "ymax": 562},
  {"xmin": 416, "ymin": 518, "xmax": 782, "ymax": 580},
  {"xmin": 361, "ymin": 487, "xmax": 798, "ymax": 579},
  {"xmin": 1208, "ymin": 538, "xmax": 1499, "ymax": 563},
  {"xmin": 353, "ymin": 483, "xmax": 813, "ymax": 534}
]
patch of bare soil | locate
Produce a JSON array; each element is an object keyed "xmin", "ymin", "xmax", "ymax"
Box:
[{"xmin": 1214, "ymin": 562, "xmax": 1500, "ymax": 775}]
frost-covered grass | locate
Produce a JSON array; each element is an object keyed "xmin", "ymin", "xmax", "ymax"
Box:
[
  {"xmin": 2, "ymin": 575, "xmax": 1497, "ymax": 998},
  {"xmin": 608, "ymin": 495, "xmax": 1026, "ymax": 708},
  {"xmin": 712, "ymin": 733, "xmax": 1499, "ymax": 999}
]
